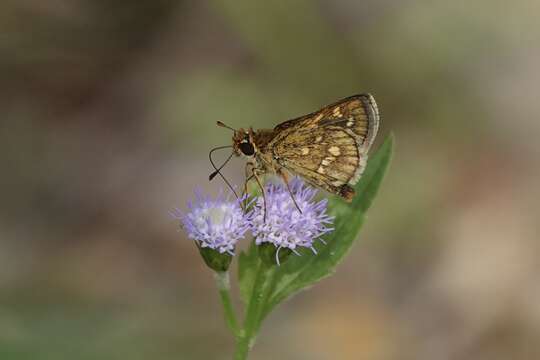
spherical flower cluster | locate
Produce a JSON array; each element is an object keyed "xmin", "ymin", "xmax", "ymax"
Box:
[
  {"xmin": 251, "ymin": 179, "xmax": 334, "ymax": 255},
  {"xmin": 174, "ymin": 179, "xmax": 334, "ymax": 266},
  {"xmin": 172, "ymin": 190, "xmax": 250, "ymax": 255}
]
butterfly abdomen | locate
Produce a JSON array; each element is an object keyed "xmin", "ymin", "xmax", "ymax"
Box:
[{"xmin": 339, "ymin": 184, "xmax": 355, "ymax": 202}]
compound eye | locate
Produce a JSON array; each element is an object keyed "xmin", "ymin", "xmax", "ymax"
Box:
[{"xmin": 239, "ymin": 141, "xmax": 255, "ymax": 156}]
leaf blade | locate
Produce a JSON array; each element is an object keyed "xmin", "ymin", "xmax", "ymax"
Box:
[{"xmin": 263, "ymin": 134, "xmax": 394, "ymax": 314}]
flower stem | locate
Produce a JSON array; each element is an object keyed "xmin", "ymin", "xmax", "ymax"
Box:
[
  {"xmin": 234, "ymin": 332, "xmax": 250, "ymax": 360},
  {"xmin": 214, "ymin": 271, "xmax": 240, "ymax": 337},
  {"xmin": 233, "ymin": 259, "xmax": 277, "ymax": 359}
]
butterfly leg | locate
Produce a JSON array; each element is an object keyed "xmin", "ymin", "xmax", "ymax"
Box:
[
  {"xmin": 252, "ymin": 170, "xmax": 267, "ymax": 223},
  {"xmin": 242, "ymin": 163, "xmax": 255, "ymax": 211},
  {"xmin": 243, "ymin": 163, "xmax": 268, "ymax": 222},
  {"xmin": 245, "ymin": 164, "xmax": 266, "ymax": 222},
  {"xmin": 242, "ymin": 175, "xmax": 255, "ymax": 211},
  {"xmin": 277, "ymin": 169, "xmax": 302, "ymax": 214}
]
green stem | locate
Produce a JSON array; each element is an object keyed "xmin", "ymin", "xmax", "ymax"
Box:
[
  {"xmin": 233, "ymin": 259, "xmax": 277, "ymax": 359},
  {"xmin": 234, "ymin": 259, "xmax": 262, "ymax": 359},
  {"xmin": 214, "ymin": 271, "xmax": 240, "ymax": 337},
  {"xmin": 233, "ymin": 332, "xmax": 250, "ymax": 360}
]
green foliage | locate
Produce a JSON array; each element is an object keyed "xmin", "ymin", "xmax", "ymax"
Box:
[{"xmin": 237, "ymin": 134, "xmax": 394, "ymax": 331}]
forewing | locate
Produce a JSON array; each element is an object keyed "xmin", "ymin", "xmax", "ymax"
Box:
[
  {"xmin": 270, "ymin": 94, "xmax": 380, "ymax": 197},
  {"xmin": 273, "ymin": 94, "xmax": 379, "ymax": 152}
]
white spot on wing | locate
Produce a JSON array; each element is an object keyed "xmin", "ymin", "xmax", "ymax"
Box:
[
  {"xmin": 322, "ymin": 156, "xmax": 335, "ymax": 166},
  {"xmin": 328, "ymin": 146, "xmax": 341, "ymax": 156}
]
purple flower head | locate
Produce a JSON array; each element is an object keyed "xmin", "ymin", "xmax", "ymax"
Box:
[
  {"xmin": 172, "ymin": 190, "xmax": 251, "ymax": 255},
  {"xmin": 251, "ymin": 179, "xmax": 334, "ymax": 258}
]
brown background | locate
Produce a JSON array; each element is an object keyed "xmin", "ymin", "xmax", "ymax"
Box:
[{"xmin": 1, "ymin": 1, "xmax": 539, "ymax": 359}]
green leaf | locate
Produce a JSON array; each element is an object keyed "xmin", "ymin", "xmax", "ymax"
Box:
[
  {"xmin": 262, "ymin": 134, "xmax": 394, "ymax": 316},
  {"xmin": 237, "ymin": 242, "xmax": 259, "ymax": 304}
]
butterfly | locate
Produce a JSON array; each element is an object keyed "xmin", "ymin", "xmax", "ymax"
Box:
[{"xmin": 209, "ymin": 94, "xmax": 379, "ymax": 211}]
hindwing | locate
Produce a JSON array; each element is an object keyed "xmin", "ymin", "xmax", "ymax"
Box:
[{"xmin": 269, "ymin": 94, "xmax": 379, "ymax": 200}]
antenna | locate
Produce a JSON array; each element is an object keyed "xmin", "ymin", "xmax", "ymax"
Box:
[
  {"xmin": 216, "ymin": 121, "xmax": 236, "ymax": 132},
  {"xmin": 208, "ymin": 145, "xmax": 239, "ymax": 200},
  {"xmin": 209, "ymin": 150, "xmax": 234, "ymax": 180}
]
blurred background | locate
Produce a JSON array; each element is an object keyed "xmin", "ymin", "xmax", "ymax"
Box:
[{"xmin": 1, "ymin": 0, "xmax": 539, "ymax": 359}]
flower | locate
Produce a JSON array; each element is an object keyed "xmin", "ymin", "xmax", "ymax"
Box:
[
  {"xmin": 172, "ymin": 190, "xmax": 251, "ymax": 255},
  {"xmin": 251, "ymin": 179, "xmax": 334, "ymax": 263}
]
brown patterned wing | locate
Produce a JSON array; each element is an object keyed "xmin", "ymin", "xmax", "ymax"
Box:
[{"xmin": 270, "ymin": 94, "xmax": 379, "ymax": 201}]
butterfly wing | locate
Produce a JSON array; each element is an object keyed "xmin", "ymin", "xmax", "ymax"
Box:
[{"xmin": 270, "ymin": 94, "xmax": 379, "ymax": 201}]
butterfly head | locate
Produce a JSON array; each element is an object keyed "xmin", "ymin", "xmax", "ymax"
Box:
[
  {"xmin": 232, "ymin": 128, "xmax": 257, "ymax": 158},
  {"xmin": 215, "ymin": 121, "xmax": 257, "ymax": 158}
]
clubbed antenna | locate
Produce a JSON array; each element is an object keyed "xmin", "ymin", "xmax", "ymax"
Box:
[{"xmin": 216, "ymin": 121, "xmax": 236, "ymax": 132}]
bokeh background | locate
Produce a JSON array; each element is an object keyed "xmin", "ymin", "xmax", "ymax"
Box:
[{"xmin": 1, "ymin": 1, "xmax": 539, "ymax": 359}]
